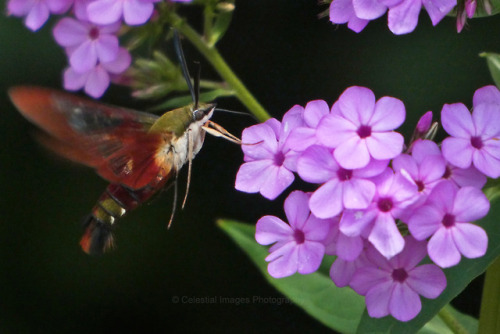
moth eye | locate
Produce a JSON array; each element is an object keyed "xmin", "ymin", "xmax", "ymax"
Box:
[
  {"xmin": 193, "ymin": 106, "xmax": 213, "ymax": 121},
  {"xmin": 193, "ymin": 109, "xmax": 205, "ymax": 121}
]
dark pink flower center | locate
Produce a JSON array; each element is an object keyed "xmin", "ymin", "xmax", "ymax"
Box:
[
  {"xmin": 377, "ymin": 197, "xmax": 393, "ymax": 212},
  {"xmin": 392, "ymin": 268, "xmax": 408, "ymax": 282},
  {"xmin": 443, "ymin": 166, "xmax": 452, "ymax": 179},
  {"xmin": 416, "ymin": 180, "xmax": 425, "ymax": 192},
  {"xmin": 274, "ymin": 151, "xmax": 285, "ymax": 166},
  {"xmin": 337, "ymin": 168, "xmax": 353, "ymax": 181},
  {"xmin": 294, "ymin": 230, "xmax": 305, "ymax": 244},
  {"xmin": 357, "ymin": 125, "xmax": 372, "ymax": 138},
  {"xmin": 442, "ymin": 213, "xmax": 456, "ymax": 228},
  {"xmin": 89, "ymin": 27, "xmax": 100, "ymax": 40},
  {"xmin": 471, "ymin": 136, "xmax": 483, "ymax": 149}
]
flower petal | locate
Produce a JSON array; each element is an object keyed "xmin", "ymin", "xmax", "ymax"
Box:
[
  {"xmin": 297, "ymin": 145, "xmax": 337, "ymax": 183},
  {"xmin": 53, "ymin": 18, "xmax": 88, "ymax": 47},
  {"xmin": 256, "ymin": 215, "xmax": 292, "ymax": 245},
  {"xmin": 366, "ymin": 131, "xmax": 404, "ymax": 160},
  {"xmin": 407, "ymin": 205, "xmax": 442, "ymax": 240},
  {"xmin": 334, "ymin": 137, "xmax": 370, "ymax": 169},
  {"xmin": 317, "ymin": 114, "xmax": 358, "ymax": 148},
  {"xmin": 102, "ymin": 48, "xmax": 131, "ymax": 74},
  {"xmin": 284, "ymin": 191, "xmax": 310, "ymax": 229},
  {"xmin": 351, "ymin": 266, "xmax": 391, "ymax": 296},
  {"xmin": 452, "ymin": 223, "xmax": 488, "ymax": 259},
  {"xmin": 87, "ymin": 0, "xmax": 123, "ymax": 25},
  {"xmin": 235, "ymin": 160, "xmax": 273, "ymax": 193},
  {"xmin": 63, "ymin": 67, "xmax": 87, "ymax": 91},
  {"xmin": 473, "ymin": 85, "xmax": 500, "ymax": 107},
  {"xmin": 343, "ymin": 178, "xmax": 375, "ymax": 209},
  {"xmin": 95, "ymin": 34, "xmax": 119, "ymax": 63},
  {"xmin": 441, "ymin": 103, "xmax": 474, "ymax": 138},
  {"xmin": 472, "ymin": 147, "xmax": 500, "ymax": 178},
  {"xmin": 453, "ymin": 186, "xmax": 490, "ymax": 222},
  {"xmin": 304, "ymin": 100, "xmax": 329, "ymax": 127},
  {"xmin": 70, "ymin": 41, "xmax": 98, "ymax": 73},
  {"xmin": 364, "ymin": 280, "xmax": 393, "ymax": 318},
  {"xmin": 370, "ymin": 96, "xmax": 406, "ymax": 131},
  {"xmin": 369, "ymin": 213, "xmax": 404, "ymax": 258},
  {"xmin": 388, "ymin": 0, "xmax": 421, "ymax": 35},
  {"xmin": 353, "ymin": 0, "xmax": 387, "ymax": 19},
  {"xmin": 260, "ymin": 166, "xmax": 295, "ymax": 200},
  {"xmin": 24, "ymin": 2, "xmax": 49, "ymax": 31},
  {"xmin": 389, "ymin": 283, "xmax": 421, "ymax": 321},
  {"xmin": 422, "ymin": 0, "xmax": 456, "ymax": 26},
  {"xmin": 338, "ymin": 86, "xmax": 376, "ymax": 125},
  {"xmin": 428, "ymin": 228, "xmax": 461, "ymax": 268},
  {"xmin": 407, "ymin": 264, "xmax": 447, "ymax": 298},
  {"xmin": 309, "ymin": 180, "xmax": 343, "ymax": 219},
  {"xmin": 297, "ymin": 242, "xmax": 325, "ymax": 274},
  {"xmin": 267, "ymin": 244, "xmax": 298, "ymax": 278},
  {"xmin": 336, "ymin": 233, "xmax": 363, "ymax": 261},
  {"xmin": 123, "ymin": 0, "xmax": 154, "ymax": 25},
  {"xmin": 241, "ymin": 121, "xmax": 278, "ymax": 159},
  {"xmin": 85, "ymin": 66, "xmax": 110, "ymax": 98},
  {"xmin": 442, "ymin": 137, "xmax": 473, "ymax": 169}
]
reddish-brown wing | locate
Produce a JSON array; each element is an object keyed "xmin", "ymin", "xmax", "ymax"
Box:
[{"xmin": 9, "ymin": 86, "xmax": 171, "ymax": 189}]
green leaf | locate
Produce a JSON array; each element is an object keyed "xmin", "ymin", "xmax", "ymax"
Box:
[
  {"xmin": 481, "ymin": 52, "xmax": 500, "ymax": 89},
  {"xmin": 418, "ymin": 305, "xmax": 478, "ymax": 334},
  {"xmin": 218, "ymin": 219, "xmax": 365, "ymax": 333},
  {"xmin": 355, "ymin": 196, "xmax": 500, "ymax": 334},
  {"xmin": 207, "ymin": 3, "xmax": 235, "ymax": 47}
]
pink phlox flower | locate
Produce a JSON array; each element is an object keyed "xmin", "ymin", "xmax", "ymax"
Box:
[
  {"xmin": 473, "ymin": 85, "xmax": 500, "ymax": 107},
  {"xmin": 388, "ymin": 0, "xmax": 456, "ymax": 34},
  {"xmin": 392, "ymin": 140, "xmax": 446, "ymax": 221},
  {"xmin": 329, "ymin": 0, "xmax": 402, "ymax": 33},
  {"xmin": 297, "ymin": 144, "xmax": 388, "ymax": 218},
  {"xmin": 7, "ymin": 0, "xmax": 73, "ymax": 31},
  {"xmin": 63, "ymin": 47, "xmax": 131, "ymax": 98},
  {"xmin": 87, "ymin": 0, "xmax": 160, "ymax": 26},
  {"xmin": 330, "ymin": 250, "xmax": 370, "ymax": 288},
  {"xmin": 340, "ymin": 168, "xmax": 418, "ymax": 258},
  {"xmin": 323, "ymin": 216, "xmax": 364, "ymax": 261},
  {"xmin": 317, "ymin": 86, "xmax": 405, "ymax": 169},
  {"xmin": 407, "ymin": 180, "xmax": 489, "ymax": 268},
  {"xmin": 442, "ymin": 164, "xmax": 487, "ymax": 189},
  {"xmin": 441, "ymin": 101, "xmax": 500, "ymax": 178},
  {"xmin": 54, "ymin": 17, "xmax": 121, "ymax": 73},
  {"xmin": 329, "ymin": 0, "xmax": 369, "ymax": 33},
  {"xmin": 350, "ymin": 236, "xmax": 446, "ymax": 321},
  {"xmin": 73, "ymin": 0, "xmax": 97, "ymax": 21},
  {"xmin": 255, "ymin": 191, "xmax": 331, "ymax": 278},
  {"xmin": 235, "ymin": 108, "xmax": 304, "ymax": 200},
  {"xmin": 286, "ymin": 100, "xmax": 330, "ymax": 153}
]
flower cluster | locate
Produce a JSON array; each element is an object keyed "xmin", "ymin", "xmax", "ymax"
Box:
[
  {"xmin": 328, "ymin": 0, "xmax": 492, "ymax": 34},
  {"xmin": 6, "ymin": 0, "xmax": 192, "ymax": 98},
  {"xmin": 236, "ymin": 85, "xmax": 500, "ymax": 321}
]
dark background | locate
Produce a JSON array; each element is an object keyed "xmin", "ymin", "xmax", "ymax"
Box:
[{"xmin": 0, "ymin": 0, "xmax": 497, "ymax": 332}]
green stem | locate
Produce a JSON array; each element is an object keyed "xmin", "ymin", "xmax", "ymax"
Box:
[
  {"xmin": 478, "ymin": 256, "xmax": 500, "ymax": 334},
  {"xmin": 168, "ymin": 13, "xmax": 270, "ymax": 122},
  {"xmin": 438, "ymin": 307, "xmax": 469, "ymax": 334}
]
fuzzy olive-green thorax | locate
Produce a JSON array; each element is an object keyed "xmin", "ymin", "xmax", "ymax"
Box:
[{"xmin": 148, "ymin": 102, "xmax": 213, "ymax": 136}]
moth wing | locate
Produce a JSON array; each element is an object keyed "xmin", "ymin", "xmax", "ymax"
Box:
[{"xmin": 9, "ymin": 86, "xmax": 173, "ymax": 189}]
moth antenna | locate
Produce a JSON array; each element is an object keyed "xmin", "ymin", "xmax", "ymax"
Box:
[
  {"xmin": 174, "ymin": 30, "xmax": 196, "ymax": 105},
  {"xmin": 182, "ymin": 130, "xmax": 194, "ymax": 209},
  {"xmin": 168, "ymin": 175, "xmax": 179, "ymax": 229},
  {"xmin": 193, "ymin": 61, "xmax": 201, "ymax": 110},
  {"xmin": 215, "ymin": 108, "xmax": 257, "ymax": 120}
]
